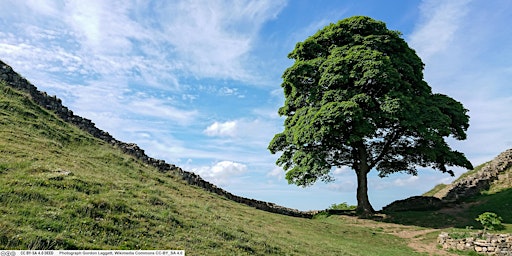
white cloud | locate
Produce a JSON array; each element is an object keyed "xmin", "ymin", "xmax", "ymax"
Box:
[
  {"xmin": 193, "ymin": 161, "xmax": 248, "ymax": 185},
  {"xmin": 408, "ymin": 0, "xmax": 512, "ymax": 166},
  {"xmin": 409, "ymin": 0, "xmax": 471, "ymax": 61},
  {"xmin": 200, "ymin": 117, "xmax": 283, "ymax": 162},
  {"xmin": 267, "ymin": 166, "xmax": 285, "ymax": 180},
  {"xmin": 333, "ymin": 166, "xmax": 351, "ymax": 175},
  {"xmin": 129, "ymin": 98, "xmax": 198, "ymax": 125},
  {"xmin": 204, "ymin": 121, "xmax": 238, "ymax": 137},
  {"xmin": 63, "ymin": 0, "xmax": 151, "ymax": 55},
  {"xmin": 393, "ymin": 176, "xmax": 420, "ymax": 187},
  {"xmin": 0, "ymin": 0, "xmax": 287, "ymax": 93},
  {"xmin": 156, "ymin": 0, "xmax": 287, "ymax": 80},
  {"xmin": 327, "ymin": 180, "xmax": 356, "ymax": 193},
  {"xmin": 218, "ymin": 87, "xmax": 245, "ymax": 98},
  {"xmin": 326, "ymin": 166, "xmax": 357, "ymax": 192},
  {"xmin": 0, "ymin": 1, "xmax": 289, "ymax": 165}
]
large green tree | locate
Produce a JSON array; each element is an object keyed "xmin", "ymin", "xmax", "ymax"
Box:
[{"xmin": 268, "ymin": 16, "xmax": 473, "ymax": 215}]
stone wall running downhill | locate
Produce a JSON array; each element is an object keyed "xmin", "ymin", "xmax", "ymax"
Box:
[
  {"xmin": 0, "ymin": 60, "xmax": 312, "ymax": 219},
  {"xmin": 435, "ymin": 149, "xmax": 512, "ymax": 202}
]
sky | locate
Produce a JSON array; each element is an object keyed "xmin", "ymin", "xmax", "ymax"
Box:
[{"xmin": 1, "ymin": 0, "xmax": 511, "ymax": 211}]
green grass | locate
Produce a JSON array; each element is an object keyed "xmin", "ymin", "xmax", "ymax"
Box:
[
  {"xmin": 379, "ymin": 188, "xmax": 512, "ymax": 255},
  {"xmin": 422, "ymin": 183, "xmax": 447, "ymax": 197},
  {"xmin": 0, "ymin": 80, "xmax": 426, "ymax": 254},
  {"xmin": 421, "ymin": 162, "xmax": 494, "ymax": 198},
  {"xmin": 384, "ymin": 188, "xmax": 512, "ymax": 232},
  {"xmin": 453, "ymin": 161, "xmax": 490, "ymax": 182}
]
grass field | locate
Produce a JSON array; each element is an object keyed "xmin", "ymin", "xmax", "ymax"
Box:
[
  {"xmin": 0, "ymin": 81, "xmax": 426, "ymax": 254},
  {"xmin": 1, "ymin": 79, "xmax": 510, "ymax": 255}
]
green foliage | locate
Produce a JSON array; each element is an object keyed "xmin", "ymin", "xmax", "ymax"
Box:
[
  {"xmin": 447, "ymin": 226, "xmax": 474, "ymax": 239},
  {"xmin": 475, "ymin": 212, "xmax": 504, "ymax": 231},
  {"xmin": 447, "ymin": 232, "xmax": 472, "ymax": 240},
  {"xmin": 268, "ymin": 16, "xmax": 472, "ymax": 213},
  {"xmin": 329, "ymin": 202, "xmax": 356, "ymax": 210},
  {"xmin": 312, "ymin": 211, "xmax": 331, "ymax": 219}
]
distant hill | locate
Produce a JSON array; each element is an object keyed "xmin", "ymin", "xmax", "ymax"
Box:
[{"xmin": 0, "ymin": 60, "xmax": 424, "ymax": 255}]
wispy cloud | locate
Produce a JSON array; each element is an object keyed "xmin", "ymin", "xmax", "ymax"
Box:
[
  {"xmin": 0, "ymin": 0, "xmax": 287, "ymax": 89},
  {"xmin": 0, "ymin": 0, "xmax": 287, "ymax": 161},
  {"xmin": 327, "ymin": 167, "xmax": 356, "ymax": 192},
  {"xmin": 409, "ymin": 0, "xmax": 471, "ymax": 61},
  {"xmin": 129, "ymin": 98, "xmax": 198, "ymax": 125},
  {"xmin": 408, "ymin": 0, "xmax": 512, "ymax": 166},
  {"xmin": 155, "ymin": 0, "xmax": 287, "ymax": 80},
  {"xmin": 2, "ymin": 0, "xmax": 511, "ymax": 211},
  {"xmin": 267, "ymin": 166, "xmax": 285, "ymax": 180}
]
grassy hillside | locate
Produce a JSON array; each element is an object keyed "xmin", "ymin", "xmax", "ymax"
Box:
[
  {"xmin": 422, "ymin": 162, "xmax": 491, "ymax": 198},
  {"xmin": 387, "ymin": 176, "xmax": 512, "ymax": 235},
  {"xmin": 0, "ymin": 81, "xmax": 425, "ymax": 254},
  {"xmin": 413, "ymin": 152, "xmax": 512, "ymax": 232}
]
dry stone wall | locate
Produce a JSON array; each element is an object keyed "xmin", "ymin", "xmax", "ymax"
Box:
[
  {"xmin": 0, "ymin": 60, "xmax": 312, "ymax": 218},
  {"xmin": 382, "ymin": 196, "xmax": 443, "ymax": 212},
  {"xmin": 437, "ymin": 149, "xmax": 512, "ymax": 201},
  {"xmin": 438, "ymin": 232, "xmax": 512, "ymax": 255}
]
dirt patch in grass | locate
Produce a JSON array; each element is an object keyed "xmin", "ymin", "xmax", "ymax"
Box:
[{"xmin": 334, "ymin": 215, "xmax": 457, "ymax": 255}]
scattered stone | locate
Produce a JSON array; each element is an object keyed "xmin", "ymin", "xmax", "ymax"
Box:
[
  {"xmin": 434, "ymin": 149, "xmax": 512, "ymax": 201},
  {"xmin": 439, "ymin": 232, "xmax": 512, "ymax": 255}
]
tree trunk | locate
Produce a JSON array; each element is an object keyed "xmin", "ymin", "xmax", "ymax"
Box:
[
  {"xmin": 355, "ymin": 168, "xmax": 375, "ymax": 216},
  {"xmin": 353, "ymin": 142, "xmax": 375, "ymax": 216}
]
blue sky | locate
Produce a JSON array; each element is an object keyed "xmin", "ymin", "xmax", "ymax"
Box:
[{"xmin": 1, "ymin": 0, "xmax": 511, "ymax": 211}]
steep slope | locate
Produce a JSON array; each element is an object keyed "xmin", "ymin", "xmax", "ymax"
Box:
[
  {"xmin": 0, "ymin": 60, "xmax": 306, "ymax": 218},
  {"xmin": 424, "ymin": 149, "xmax": 512, "ymax": 201},
  {"xmin": 380, "ymin": 149, "xmax": 512, "ymax": 230},
  {"xmin": 0, "ymin": 63, "xmax": 421, "ymax": 255},
  {"xmin": 377, "ymin": 149, "xmax": 512, "ymax": 233}
]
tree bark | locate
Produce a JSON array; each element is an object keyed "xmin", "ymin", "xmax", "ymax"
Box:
[
  {"xmin": 355, "ymin": 168, "xmax": 375, "ymax": 216},
  {"xmin": 354, "ymin": 142, "xmax": 375, "ymax": 216}
]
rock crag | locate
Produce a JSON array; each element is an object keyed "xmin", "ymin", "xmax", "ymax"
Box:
[{"xmin": 434, "ymin": 149, "xmax": 512, "ymax": 201}]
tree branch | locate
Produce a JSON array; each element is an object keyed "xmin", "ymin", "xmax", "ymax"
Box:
[{"xmin": 369, "ymin": 127, "xmax": 401, "ymax": 169}]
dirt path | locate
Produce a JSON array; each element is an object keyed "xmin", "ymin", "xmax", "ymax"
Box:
[
  {"xmin": 393, "ymin": 228, "xmax": 454, "ymax": 255},
  {"xmin": 336, "ymin": 215, "xmax": 457, "ymax": 255}
]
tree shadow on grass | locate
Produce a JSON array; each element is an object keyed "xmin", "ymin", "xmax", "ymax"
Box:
[
  {"xmin": 376, "ymin": 209, "xmax": 469, "ymax": 229},
  {"xmin": 370, "ymin": 188, "xmax": 512, "ymax": 230}
]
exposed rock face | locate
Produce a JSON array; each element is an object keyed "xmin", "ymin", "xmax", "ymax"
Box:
[
  {"xmin": 436, "ymin": 149, "xmax": 512, "ymax": 201},
  {"xmin": 0, "ymin": 60, "xmax": 313, "ymax": 219},
  {"xmin": 378, "ymin": 146, "xmax": 511, "ymax": 212}
]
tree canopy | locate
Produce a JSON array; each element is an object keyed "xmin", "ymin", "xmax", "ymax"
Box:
[{"xmin": 268, "ymin": 16, "xmax": 473, "ymax": 214}]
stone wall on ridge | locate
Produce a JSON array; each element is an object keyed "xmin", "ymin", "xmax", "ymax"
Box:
[{"xmin": 0, "ymin": 59, "xmax": 312, "ymax": 218}]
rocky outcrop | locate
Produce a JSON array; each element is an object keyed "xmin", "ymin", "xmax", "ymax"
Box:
[
  {"xmin": 436, "ymin": 149, "xmax": 512, "ymax": 201},
  {"xmin": 0, "ymin": 59, "xmax": 312, "ymax": 219}
]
